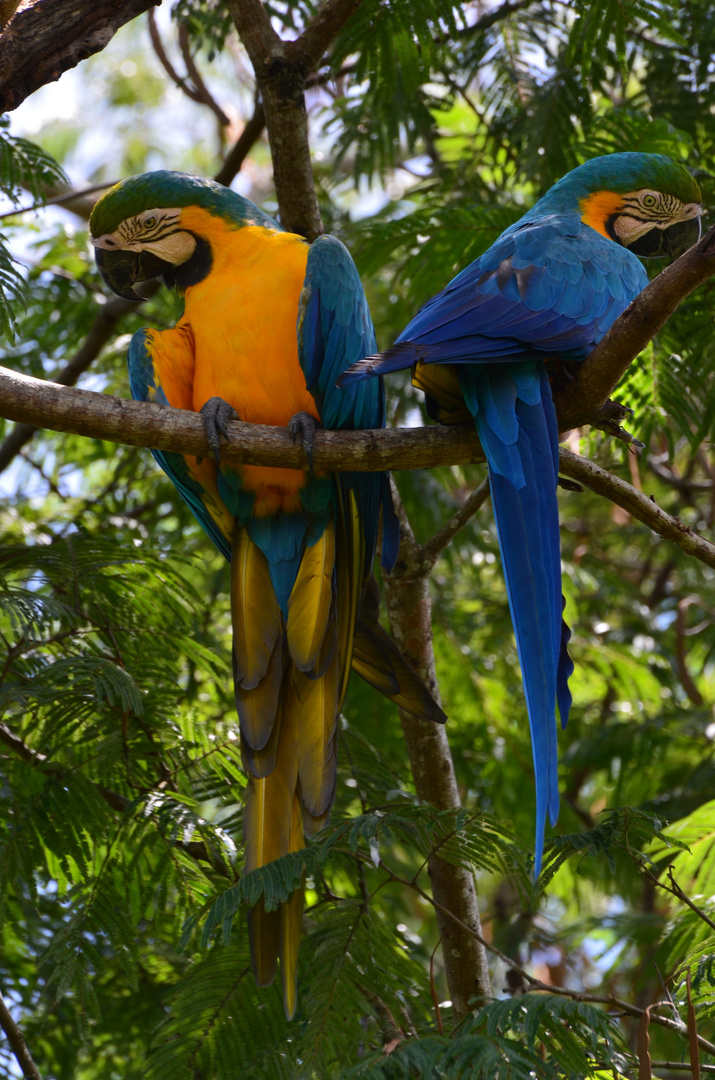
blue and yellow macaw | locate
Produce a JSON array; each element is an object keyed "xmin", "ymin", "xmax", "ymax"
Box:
[
  {"xmin": 340, "ymin": 152, "xmax": 702, "ymax": 874},
  {"xmin": 89, "ymin": 171, "xmax": 444, "ymax": 1018}
]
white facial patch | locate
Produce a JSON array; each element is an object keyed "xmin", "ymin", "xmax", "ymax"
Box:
[
  {"xmin": 613, "ymin": 189, "xmax": 703, "ymax": 245},
  {"xmin": 91, "ymin": 207, "xmax": 196, "ymax": 266}
]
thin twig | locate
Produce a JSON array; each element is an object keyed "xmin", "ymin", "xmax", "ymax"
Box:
[
  {"xmin": 423, "ymin": 477, "xmax": 491, "ymax": 565},
  {"xmin": 0, "ymin": 181, "xmax": 117, "ymax": 222},
  {"xmin": 178, "ymin": 22, "xmax": 231, "ymax": 127},
  {"xmin": 374, "ymin": 856, "xmax": 715, "ymax": 1058}
]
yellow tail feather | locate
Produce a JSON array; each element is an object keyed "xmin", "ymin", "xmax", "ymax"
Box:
[{"xmin": 287, "ymin": 525, "xmax": 336, "ymax": 673}]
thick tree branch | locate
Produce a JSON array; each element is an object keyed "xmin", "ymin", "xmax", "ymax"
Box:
[
  {"xmin": 383, "ymin": 486, "xmax": 492, "ymax": 1012},
  {"xmin": 227, "ymin": 0, "xmax": 321, "ymax": 238},
  {"xmin": 3, "ymin": 367, "xmax": 715, "ymax": 572},
  {"xmin": 0, "ymin": 0, "xmax": 161, "ymax": 112},
  {"xmin": 226, "ymin": 0, "xmax": 363, "ymax": 238},
  {"xmin": 554, "ymin": 224, "xmax": 715, "ymax": 430},
  {"xmin": 0, "ymin": 364, "xmax": 484, "ymax": 471},
  {"xmin": 0, "ymin": 988, "xmax": 41, "ymax": 1080}
]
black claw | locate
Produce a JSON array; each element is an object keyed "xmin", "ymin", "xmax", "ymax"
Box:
[
  {"xmin": 200, "ymin": 396, "xmax": 239, "ymax": 463},
  {"xmin": 289, "ymin": 411, "xmax": 321, "ymax": 472}
]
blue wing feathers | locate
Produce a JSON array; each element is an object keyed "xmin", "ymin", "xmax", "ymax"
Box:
[{"xmin": 299, "ymin": 234, "xmax": 394, "ymax": 576}]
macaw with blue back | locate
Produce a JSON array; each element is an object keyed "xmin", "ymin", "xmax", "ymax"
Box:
[
  {"xmin": 89, "ymin": 171, "xmax": 445, "ymax": 1018},
  {"xmin": 340, "ymin": 152, "xmax": 702, "ymax": 875}
]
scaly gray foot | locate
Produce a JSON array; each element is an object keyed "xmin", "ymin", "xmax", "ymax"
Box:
[
  {"xmin": 289, "ymin": 411, "xmax": 321, "ymax": 473},
  {"xmin": 200, "ymin": 396, "xmax": 239, "ymax": 463}
]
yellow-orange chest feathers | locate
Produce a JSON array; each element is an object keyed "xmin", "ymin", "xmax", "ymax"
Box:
[
  {"xmin": 178, "ymin": 210, "xmax": 316, "ymax": 427},
  {"xmin": 579, "ymin": 190, "xmax": 625, "ymax": 238}
]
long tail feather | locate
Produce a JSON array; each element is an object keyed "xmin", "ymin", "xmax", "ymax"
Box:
[
  {"xmin": 472, "ymin": 364, "xmax": 569, "ymax": 877},
  {"xmin": 287, "ymin": 526, "xmax": 336, "ymax": 673},
  {"xmin": 231, "ymin": 527, "xmax": 284, "ymax": 756}
]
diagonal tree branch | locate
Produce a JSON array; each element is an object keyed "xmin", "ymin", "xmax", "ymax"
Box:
[
  {"xmin": 558, "ymin": 449, "xmax": 715, "ymax": 570},
  {"xmin": 294, "ymin": 0, "xmax": 362, "ymax": 69},
  {"xmin": 0, "ymin": 989, "xmax": 41, "ymax": 1080}
]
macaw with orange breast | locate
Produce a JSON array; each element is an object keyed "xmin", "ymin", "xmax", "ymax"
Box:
[{"xmin": 90, "ymin": 171, "xmax": 444, "ymax": 1018}]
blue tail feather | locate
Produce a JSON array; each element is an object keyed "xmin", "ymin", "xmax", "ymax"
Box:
[{"xmin": 474, "ymin": 363, "xmax": 566, "ymax": 877}]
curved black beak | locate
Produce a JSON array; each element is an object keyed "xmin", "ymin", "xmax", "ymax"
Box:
[
  {"xmin": 94, "ymin": 247, "xmax": 175, "ymax": 301},
  {"xmin": 627, "ymin": 216, "xmax": 702, "ymax": 260}
]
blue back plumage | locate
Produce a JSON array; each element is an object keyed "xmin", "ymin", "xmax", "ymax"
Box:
[{"xmin": 298, "ymin": 235, "xmax": 398, "ymax": 572}]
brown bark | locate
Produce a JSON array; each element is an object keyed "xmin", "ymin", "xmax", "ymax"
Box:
[
  {"xmin": 384, "ymin": 490, "xmax": 491, "ymax": 1012},
  {"xmin": 0, "ymin": 989, "xmax": 41, "ymax": 1080},
  {"xmin": 0, "ymin": 0, "xmax": 161, "ymax": 112},
  {"xmin": 226, "ymin": 0, "xmax": 324, "ymax": 239},
  {"xmin": 5, "ymin": 370, "xmax": 714, "ymax": 574},
  {"xmin": 559, "ymin": 449, "xmax": 715, "ymax": 571},
  {"xmin": 0, "ymin": 364, "xmax": 484, "ymax": 471},
  {"xmin": 223, "ymin": 0, "xmax": 492, "ymax": 1012}
]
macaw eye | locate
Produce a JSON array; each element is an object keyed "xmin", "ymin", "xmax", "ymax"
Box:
[
  {"xmin": 144, "ymin": 216, "xmax": 157, "ymax": 229},
  {"xmin": 641, "ymin": 193, "xmax": 657, "ymax": 208}
]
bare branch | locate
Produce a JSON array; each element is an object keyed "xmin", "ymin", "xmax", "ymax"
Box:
[
  {"xmin": 295, "ymin": 0, "xmax": 363, "ymax": 70},
  {"xmin": 0, "ymin": 181, "xmax": 117, "ymax": 224},
  {"xmin": 0, "ymin": 989, "xmax": 41, "ymax": 1080},
  {"xmin": 0, "ymin": 0, "xmax": 161, "ymax": 113},
  {"xmin": 148, "ymin": 9, "xmax": 201, "ymax": 103},
  {"xmin": 378, "ymin": 854, "xmax": 715, "ymax": 1058},
  {"xmin": 0, "ymin": 364, "xmax": 484, "ymax": 472},
  {"xmin": 559, "ymin": 448, "xmax": 715, "ymax": 571},
  {"xmin": 4, "ymin": 369, "xmax": 715, "ymax": 573},
  {"xmin": 213, "ymin": 101, "xmax": 266, "ymax": 187},
  {"xmin": 147, "ymin": 12, "xmax": 230, "ymax": 127},
  {"xmin": 178, "ymin": 23, "xmax": 231, "ymax": 127}
]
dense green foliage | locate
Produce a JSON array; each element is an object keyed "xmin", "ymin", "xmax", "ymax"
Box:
[{"xmin": 1, "ymin": 1, "xmax": 714, "ymax": 1077}]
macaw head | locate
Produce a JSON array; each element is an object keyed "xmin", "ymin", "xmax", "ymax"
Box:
[
  {"xmin": 537, "ymin": 152, "xmax": 703, "ymax": 259},
  {"xmin": 89, "ymin": 170, "xmax": 280, "ymax": 300}
]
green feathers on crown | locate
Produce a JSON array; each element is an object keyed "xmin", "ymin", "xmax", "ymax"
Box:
[
  {"xmin": 533, "ymin": 152, "xmax": 701, "ymax": 213},
  {"xmin": 89, "ymin": 171, "xmax": 280, "ymax": 236}
]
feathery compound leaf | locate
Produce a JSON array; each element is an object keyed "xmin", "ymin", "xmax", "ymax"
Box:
[
  {"xmin": 146, "ymin": 939, "xmax": 289, "ymax": 1080},
  {"xmin": 347, "ymin": 995, "xmax": 628, "ymax": 1079},
  {"xmin": 0, "ymin": 116, "xmax": 68, "ymax": 203},
  {"xmin": 541, "ymin": 806, "xmax": 687, "ymax": 885}
]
